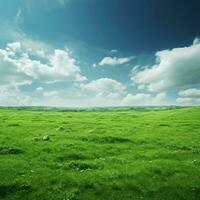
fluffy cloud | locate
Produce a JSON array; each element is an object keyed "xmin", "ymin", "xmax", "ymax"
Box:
[
  {"xmin": 176, "ymin": 97, "xmax": 200, "ymax": 105},
  {"xmin": 32, "ymin": 83, "xmax": 126, "ymax": 107},
  {"xmin": 80, "ymin": 78, "xmax": 126, "ymax": 98},
  {"xmin": 178, "ymin": 88, "xmax": 200, "ymax": 97},
  {"xmin": 99, "ymin": 56, "xmax": 133, "ymax": 66},
  {"xmin": 193, "ymin": 38, "xmax": 200, "ymax": 45},
  {"xmin": 176, "ymin": 88, "xmax": 200, "ymax": 105},
  {"xmin": 0, "ymin": 42, "xmax": 86, "ymax": 85},
  {"xmin": 2, "ymin": 29, "xmax": 200, "ymax": 106},
  {"xmin": 0, "ymin": 48, "xmax": 31, "ymax": 85},
  {"xmin": 7, "ymin": 42, "xmax": 21, "ymax": 51},
  {"xmin": 132, "ymin": 39, "xmax": 200, "ymax": 92},
  {"xmin": 0, "ymin": 39, "xmax": 130, "ymax": 107},
  {"xmin": 0, "ymin": 86, "xmax": 33, "ymax": 106},
  {"xmin": 122, "ymin": 92, "xmax": 167, "ymax": 106}
]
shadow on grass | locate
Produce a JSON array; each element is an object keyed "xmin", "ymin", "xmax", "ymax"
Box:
[
  {"xmin": 0, "ymin": 146, "xmax": 24, "ymax": 155},
  {"xmin": 0, "ymin": 184, "xmax": 32, "ymax": 198},
  {"xmin": 81, "ymin": 136, "xmax": 132, "ymax": 144}
]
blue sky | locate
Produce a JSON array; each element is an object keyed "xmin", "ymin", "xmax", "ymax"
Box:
[{"xmin": 0, "ymin": 0, "xmax": 200, "ymax": 107}]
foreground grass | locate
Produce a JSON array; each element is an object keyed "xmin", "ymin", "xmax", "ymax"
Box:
[{"xmin": 0, "ymin": 107, "xmax": 200, "ymax": 200}]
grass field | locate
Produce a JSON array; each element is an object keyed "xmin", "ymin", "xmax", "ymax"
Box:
[{"xmin": 0, "ymin": 107, "xmax": 200, "ymax": 200}]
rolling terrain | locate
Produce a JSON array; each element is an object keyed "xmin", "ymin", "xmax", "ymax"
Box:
[{"xmin": 0, "ymin": 107, "xmax": 200, "ymax": 200}]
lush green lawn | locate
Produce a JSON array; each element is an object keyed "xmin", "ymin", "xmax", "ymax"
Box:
[{"xmin": 0, "ymin": 107, "xmax": 200, "ymax": 200}]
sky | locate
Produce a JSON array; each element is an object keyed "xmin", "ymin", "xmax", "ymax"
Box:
[{"xmin": 0, "ymin": 0, "xmax": 200, "ymax": 107}]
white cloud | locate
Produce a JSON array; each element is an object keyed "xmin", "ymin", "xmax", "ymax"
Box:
[
  {"xmin": 0, "ymin": 48, "xmax": 32, "ymax": 85},
  {"xmin": 131, "ymin": 40, "xmax": 200, "ymax": 92},
  {"xmin": 176, "ymin": 97, "xmax": 200, "ymax": 105},
  {"xmin": 36, "ymin": 87, "xmax": 44, "ymax": 92},
  {"xmin": 122, "ymin": 92, "xmax": 167, "ymax": 106},
  {"xmin": 0, "ymin": 86, "xmax": 33, "ymax": 106},
  {"xmin": 7, "ymin": 42, "xmax": 21, "ymax": 52},
  {"xmin": 0, "ymin": 42, "xmax": 86, "ymax": 85},
  {"xmin": 43, "ymin": 90, "xmax": 60, "ymax": 97},
  {"xmin": 14, "ymin": 8, "xmax": 24, "ymax": 25},
  {"xmin": 7, "ymin": 28, "xmax": 53, "ymax": 53},
  {"xmin": 4, "ymin": 26, "xmax": 200, "ymax": 106},
  {"xmin": 178, "ymin": 88, "xmax": 200, "ymax": 98},
  {"xmin": 193, "ymin": 37, "xmax": 200, "ymax": 45},
  {"xmin": 80, "ymin": 78, "xmax": 126, "ymax": 98},
  {"xmin": 99, "ymin": 56, "xmax": 133, "ymax": 66},
  {"xmin": 0, "ymin": 40, "xmax": 129, "ymax": 107},
  {"xmin": 111, "ymin": 49, "xmax": 118, "ymax": 53},
  {"xmin": 176, "ymin": 88, "xmax": 200, "ymax": 105},
  {"xmin": 36, "ymin": 50, "xmax": 46, "ymax": 58}
]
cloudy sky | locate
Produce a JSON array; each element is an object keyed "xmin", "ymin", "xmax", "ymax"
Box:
[{"xmin": 0, "ymin": 0, "xmax": 200, "ymax": 107}]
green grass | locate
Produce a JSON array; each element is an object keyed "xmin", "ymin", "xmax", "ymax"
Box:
[{"xmin": 0, "ymin": 107, "xmax": 200, "ymax": 200}]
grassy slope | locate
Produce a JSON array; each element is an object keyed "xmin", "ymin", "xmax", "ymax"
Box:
[{"xmin": 0, "ymin": 107, "xmax": 200, "ymax": 200}]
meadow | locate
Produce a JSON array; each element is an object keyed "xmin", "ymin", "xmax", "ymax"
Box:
[{"xmin": 0, "ymin": 107, "xmax": 200, "ymax": 200}]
